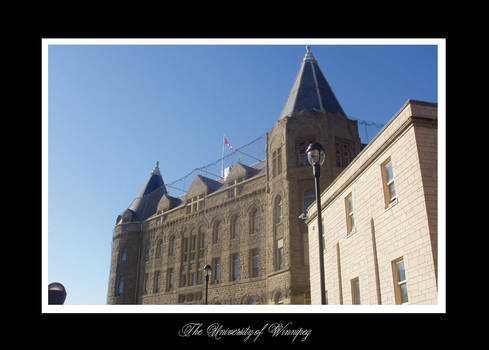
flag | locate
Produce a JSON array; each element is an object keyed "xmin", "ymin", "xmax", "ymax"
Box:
[{"xmin": 224, "ymin": 137, "xmax": 234, "ymax": 150}]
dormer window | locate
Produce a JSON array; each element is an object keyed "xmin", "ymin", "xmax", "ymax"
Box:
[{"xmin": 187, "ymin": 194, "xmax": 205, "ymax": 214}]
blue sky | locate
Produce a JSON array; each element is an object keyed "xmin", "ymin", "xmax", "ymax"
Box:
[{"xmin": 45, "ymin": 40, "xmax": 440, "ymax": 305}]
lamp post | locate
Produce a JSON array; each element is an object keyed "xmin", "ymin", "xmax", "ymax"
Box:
[
  {"xmin": 306, "ymin": 142, "xmax": 327, "ymax": 305},
  {"xmin": 203, "ymin": 264, "xmax": 212, "ymax": 304}
]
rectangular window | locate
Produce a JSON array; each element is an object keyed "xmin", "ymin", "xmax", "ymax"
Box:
[
  {"xmin": 351, "ymin": 277, "xmax": 360, "ymax": 304},
  {"xmin": 213, "ymin": 257, "xmax": 221, "ymax": 284},
  {"xmin": 272, "ymin": 147, "xmax": 282, "ymax": 177},
  {"xmin": 392, "ymin": 257, "xmax": 409, "ymax": 304},
  {"xmin": 168, "ymin": 268, "xmax": 174, "ymax": 290},
  {"xmin": 277, "ymin": 239, "xmax": 284, "ymax": 270},
  {"xmin": 251, "ymin": 249, "xmax": 259, "ymax": 277},
  {"xmin": 154, "ymin": 271, "xmax": 161, "ymax": 293},
  {"xmin": 200, "ymin": 269, "xmax": 205, "ymax": 285},
  {"xmin": 272, "ymin": 150, "xmax": 277, "ymax": 177},
  {"xmin": 169, "ymin": 237, "xmax": 175, "ymax": 256},
  {"xmin": 190, "ymin": 272, "xmax": 196, "ymax": 286},
  {"xmin": 303, "ymin": 189, "xmax": 316, "ymax": 211},
  {"xmin": 237, "ymin": 184, "xmax": 244, "ymax": 195},
  {"xmin": 297, "ymin": 141, "xmax": 307, "ymax": 166},
  {"xmin": 277, "ymin": 147, "xmax": 282, "ymax": 175},
  {"xmin": 191, "ymin": 235, "xmax": 197, "ymax": 260},
  {"xmin": 345, "ymin": 193, "xmax": 355, "ymax": 234},
  {"xmin": 252, "ymin": 210, "xmax": 260, "ymax": 234},
  {"xmin": 143, "ymin": 273, "xmax": 149, "ymax": 294},
  {"xmin": 297, "ymin": 139, "xmax": 315, "ymax": 166},
  {"xmin": 214, "ymin": 222, "xmax": 221, "ymax": 244},
  {"xmin": 231, "ymin": 253, "xmax": 239, "ymax": 281},
  {"xmin": 381, "ymin": 158, "xmax": 397, "ymax": 207},
  {"xmin": 116, "ymin": 275, "xmax": 124, "ymax": 296},
  {"xmin": 183, "ymin": 237, "xmax": 189, "ymax": 262},
  {"xmin": 199, "ymin": 233, "xmax": 206, "ymax": 258}
]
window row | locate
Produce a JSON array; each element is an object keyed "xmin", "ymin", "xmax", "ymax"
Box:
[
  {"xmin": 320, "ymin": 257, "xmax": 408, "ymax": 305},
  {"xmin": 212, "ymin": 209, "xmax": 261, "ymax": 244},
  {"xmin": 133, "ymin": 208, "xmax": 263, "ymax": 265},
  {"xmin": 209, "ymin": 249, "xmax": 261, "ymax": 285},
  {"xmin": 135, "ymin": 249, "xmax": 262, "ymax": 295},
  {"xmin": 342, "ymin": 158, "xmax": 397, "ymax": 235}
]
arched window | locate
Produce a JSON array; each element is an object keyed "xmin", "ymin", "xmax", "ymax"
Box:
[
  {"xmin": 343, "ymin": 144, "xmax": 350, "ymax": 167},
  {"xmin": 274, "ymin": 292, "xmax": 284, "ymax": 305},
  {"xmin": 248, "ymin": 297, "xmax": 256, "ymax": 304},
  {"xmin": 275, "ymin": 196, "xmax": 283, "ymax": 224},
  {"xmin": 231, "ymin": 215, "xmax": 239, "ymax": 239},
  {"xmin": 156, "ymin": 240, "xmax": 163, "ymax": 258},
  {"xmin": 144, "ymin": 244, "xmax": 151, "ymax": 261},
  {"xmin": 343, "ymin": 152, "xmax": 349, "ymax": 167},
  {"xmin": 116, "ymin": 275, "xmax": 124, "ymax": 296},
  {"xmin": 249, "ymin": 208, "xmax": 259, "ymax": 234},
  {"xmin": 119, "ymin": 247, "xmax": 127, "ymax": 263},
  {"xmin": 213, "ymin": 221, "xmax": 222, "ymax": 243},
  {"xmin": 191, "ymin": 233, "xmax": 197, "ymax": 260},
  {"xmin": 199, "ymin": 226, "xmax": 206, "ymax": 258},
  {"xmin": 169, "ymin": 236, "xmax": 176, "ymax": 256}
]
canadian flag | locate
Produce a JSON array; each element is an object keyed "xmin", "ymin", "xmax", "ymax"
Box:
[{"xmin": 224, "ymin": 137, "xmax": 234, "ymax": 150}]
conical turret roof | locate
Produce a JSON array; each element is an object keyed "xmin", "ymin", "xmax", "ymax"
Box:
[
  {"xmin": 125, "ymin": 161, "xmax": 167, "ymax": 222},
  {"xmin": 279, "ymin": 46, "xmax": 345, "ymax": 119}
]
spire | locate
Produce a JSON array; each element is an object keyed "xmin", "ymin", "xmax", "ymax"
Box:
[
  {"xmin": 279, "ymin": 45, "xmax": 345, "ymax": 119},
  {"xmin": 124, "ymin": 162, "xmax": 168, "ymax": 222}
]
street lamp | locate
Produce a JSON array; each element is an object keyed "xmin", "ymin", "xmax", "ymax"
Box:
[
  {"xmin": 203, "ymin": 264, "xmax": 212, "ymax": 304},
  {"xmin": 306, "ymin": 142, "xmax": 327, "ymax": 305},
  {"xmin": 48, "ymin": 282, "xmax": 67, "ymax": 305}
]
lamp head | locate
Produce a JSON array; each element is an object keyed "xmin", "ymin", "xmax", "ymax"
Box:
[
  {"xmin": 306, "ymin": 142, "xmax": 325, "ymax": 166},
  {"xmin": 48, "ymin": 282, "xmax": 67, "ymax": 305}
]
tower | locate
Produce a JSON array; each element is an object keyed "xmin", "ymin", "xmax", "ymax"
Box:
[
  {"xmin": 265, "ymin": 46, "xmax": 361, "ymax": 303},
  {"xmin": 107, "ymin": 162, "xmax": 167, "ymax": 304}
]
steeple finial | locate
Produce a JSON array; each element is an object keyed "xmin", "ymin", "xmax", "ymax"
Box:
[
  {"xmin": 304, "ymin": 45, "xmax": 315, "ymax": 62},
  {"xmin": 152, "ymin": 161, "xmax": 161, "ymax": 176}
]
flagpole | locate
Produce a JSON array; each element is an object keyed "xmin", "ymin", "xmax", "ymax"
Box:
[{"xmin": 221, "ymin": 134, "xmax": 225, "ymax": 179}]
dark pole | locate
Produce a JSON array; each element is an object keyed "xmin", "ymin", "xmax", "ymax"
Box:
[
  {"xmin": 205, "ymin": 273, "xmax": 209, "ymax": 305},
  {"xmin": 313, "ymin": 163, "xmax": 327, "ymax": 305},
  {"xmin": 203, "ymin": 264, "xmax": 211, "ymax": 305}
]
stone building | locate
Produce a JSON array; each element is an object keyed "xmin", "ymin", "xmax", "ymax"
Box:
[
  {"xmin": 107, "ymin": 46, "xmax": 362, "ymax": 304},
  {"xmin": 306, "ymin": 99, "xmax": 438, "ymax": 305}
]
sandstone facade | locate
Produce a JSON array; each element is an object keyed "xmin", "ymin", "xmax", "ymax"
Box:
[{"xmin": 306, "ymin": 100, "xmax": 438, "ymax": 305}]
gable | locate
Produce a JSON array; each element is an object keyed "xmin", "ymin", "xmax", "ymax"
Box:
[
  {"xmin": 186, "ymin": 175, "xmax": 222, "ymax": 198},
  {"xmin": 226, "ymin": 162, "xmax": 252, "ymax": 183}
]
